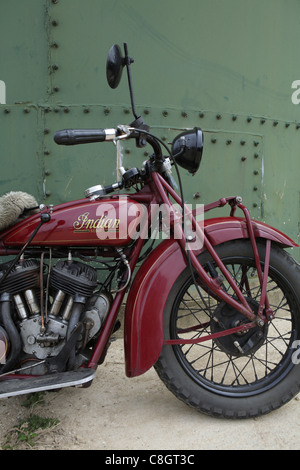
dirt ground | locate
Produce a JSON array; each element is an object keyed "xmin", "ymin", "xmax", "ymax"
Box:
[{"xmin": 1, "ymin": 334, "xmax": 300, "ymax": 451}]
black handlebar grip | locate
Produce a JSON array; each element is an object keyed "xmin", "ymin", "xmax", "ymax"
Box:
[{"xmin": 54, "ymin": 128, "xmax": 107, "ymax": 145}]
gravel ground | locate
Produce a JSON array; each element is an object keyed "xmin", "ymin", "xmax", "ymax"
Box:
[{"xmin": 1, "ymin": 336, "xmax": 300, "ymax": 451}]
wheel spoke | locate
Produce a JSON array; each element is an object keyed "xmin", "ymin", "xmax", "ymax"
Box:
[{"xmin": 172, "ymin": 255, "xmax": 296, "ymax": 394}]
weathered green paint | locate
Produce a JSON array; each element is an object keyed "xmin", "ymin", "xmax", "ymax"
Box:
[{"xmin": 0, "ymin": 0, "xmax": 300, "ymax": 257}]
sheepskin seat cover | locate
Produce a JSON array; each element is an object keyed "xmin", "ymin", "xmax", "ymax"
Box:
[{"xmin": 0, "ymin": 191, "xmax": 39, "ymax": 231}]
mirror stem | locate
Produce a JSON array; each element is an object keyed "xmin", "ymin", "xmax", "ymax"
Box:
[{"xmin": 124, "ymin": 43, "xmax": 138, "ymax": 119}]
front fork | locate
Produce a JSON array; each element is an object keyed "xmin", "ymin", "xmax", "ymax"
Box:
[
  {"xmin": 151, "ymin": 172, "xmax": 273, "ymax": 344},
  {"xmin": 234, "ymin": 201, "xmax": 274, "ymax": 322}
]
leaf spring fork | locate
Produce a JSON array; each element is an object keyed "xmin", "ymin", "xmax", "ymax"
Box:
[{"xmin": 152, "ymin": 173, "xmax": 273, "ymax": 346}]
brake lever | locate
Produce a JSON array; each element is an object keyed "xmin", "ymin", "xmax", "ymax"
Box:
[{"xmin": 113, "ymin": 125, "xmax": 134, "ymax": 144}]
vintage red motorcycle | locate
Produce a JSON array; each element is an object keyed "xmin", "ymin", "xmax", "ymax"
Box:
[{"xmin": 0, "ymin": 43, "xmax": 300, "ymax": 419}]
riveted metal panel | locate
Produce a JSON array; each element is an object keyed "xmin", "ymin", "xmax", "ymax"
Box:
[
  {"xmin": 0, "ymin": 105, "xmax": 44, "ymax": 198},
  {"xmin": 0, "ymin": 0, "xmax": 48, "ymax": 103},
  {"xmin": 0, "ymin": 0, "xmax": 300, "ymax": 259},
  {"xmin": 41, "ymin": 105, "xmax": 118, "ymax": 201}
]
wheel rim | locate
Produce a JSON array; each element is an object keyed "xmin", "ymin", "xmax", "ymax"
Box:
[{"xmin": 170, "ymin": 255, "xmax": 299, "ymax": 398}]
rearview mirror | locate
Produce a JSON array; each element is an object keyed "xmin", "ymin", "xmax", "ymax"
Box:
[
  {"xmin": 106, "ymin": 43, "xmax": 138, "ymax": 120},
  {"xmin": 106, "ymin": 44, "xmax": 125, "ymax": 89}
]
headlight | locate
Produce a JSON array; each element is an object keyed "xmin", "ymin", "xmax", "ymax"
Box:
[{"xmin": 171, "ymin": 127, "xmax": 203, "ymax": 175}]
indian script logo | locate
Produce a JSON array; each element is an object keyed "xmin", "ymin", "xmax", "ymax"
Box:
[{"xmin": 73, "ymin": 212, "xmax": 120, "ymax": 233}]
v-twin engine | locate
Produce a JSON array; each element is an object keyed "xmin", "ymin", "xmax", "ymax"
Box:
[{"xmin": 0, "ymin": 258, "xmax": 111, "ymax": 372}]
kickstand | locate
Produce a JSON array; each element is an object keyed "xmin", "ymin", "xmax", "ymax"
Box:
[{"xmin": 45, "ymin": 323, "xmax": 83, "ymax": 374}]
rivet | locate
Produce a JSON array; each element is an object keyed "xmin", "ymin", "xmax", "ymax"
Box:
[
  {"xmin": 104, "ymin": 107, "xmax": 110, "ymax": 115},
  {"xmin": 162, "ymin": 110, "xmax": 168, "ymax": 117},
  {"xmin": 253, "ymin": 186, "xmax": 258, "ymax": 191},
  {"xmin": 51, "ymin": 20, "xmax": 58, "ymax": 27},
  {"xmin": 4, "ymin": 108, "xmax": 10, "ymax": 114},
  {"xmin": 44, "ymin": 170, "xmax": 51, "ymax": 176},
  {"xmin": 254, "ymin": 153, "xmax": 259, "ymax": 158},
  {"xmin": 44, "ymin": 149, "xmax": 50, "ymax": 155},
  {"xmin": 181, "ymin": 111, "xmax": 187, "ymax": 118},
  {"xmin": 51, "ymin": 42, "xmax": 59, "ymax": 48},
  {"xmin": 253, "ymin": 141, "xmax": 259, "ymax": 147},
  {"xmin": 44, "ymin": 128, "xmax": 50, "ymax": 134},
  {"xmin": 254, "ymin": 170, "xmax": 259, "ymax": 175},
  {"xmin": 53, "ymin": 86, "xmax": 59, "ymax": 92},
  {"xmin": 273, "ymin": 121, "xmax": 278, "ymax": 126},
  {"xmin": 296, "ymin": 123, "xmax": 300, "ymax": 130},
  {"xmin": 44, "ymin": 107, "xmax": 51, "ymax": 113},
  {"xmin": 240, "ymin": 140, "xmax": 246, "ymax": 146},
  {"xmin": 211, "ymin": 138, "xmax": 217, "ymax": 144},
  {"xmin": 253, "ymin": 203, "xmax": 258, "ymax": 208},
  {"xmin": 199, "ymin": 112, "xmax": 205, "ymax": 118},
  {"xmin": 125, "ymin": 149, "xmax": 131, "ymax": 155},
  {"xmin": 52, "ymin": 64, "xmax": 59, "ymax": 71},
  {"xmin": 23, "ymin": 108, "xmax": 30, "ymax": 113},
  {"xmin": 216, "ymin": 114, "xmax": 222, "ymax": 120},
  {"xmin": 123, "ymin": 108, "xmax": 130, "ymax": 114},
  {"xmin": 144, "ymin": 109, "xmax": 150, "ymax": 115},
  {"xmin": 52, "ymin": 0, "xmax": 58, "ymax": 4},
  {"xmin": 226, "ymin": 139, "xmax": 232, "ymax": 145},
  {"xmin": 247, "ymin": 117, "xmax": 252, "ymax": 122},
  {"xmin": 285, "ymin": 122, "xmax": 290, "ymax": 128},
  {"xmin": 64, "ymin": 107, "xmax": 69, "ymax": 113},
  {"xmin": 241, "ymin": 156, "xmax": 247, "ymax": 161},
  {"xmin": 193, "ymin": 192, "xmax": 201, "ymax": 199},
  {"xmin": 260, "ymin": 119, "xmax": 266, "ymax": 124},
  {"xmin": 45, "ymin": 191, "xmax": 51, "ymax": 197},
  {"xmin": 232, "ymin": 115, "xmax": 237, "ymax": 121},
  {"xmin": 83, "ymin": 108, "xmax": 90, "ymax": 113}
]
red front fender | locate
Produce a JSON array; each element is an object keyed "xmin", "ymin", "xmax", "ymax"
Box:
[{"xmin": 124, "ymin": 217, "xmax": 297, "ymax": 377}]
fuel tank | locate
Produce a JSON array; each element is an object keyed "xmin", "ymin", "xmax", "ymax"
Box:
[{"xmin": 0, "ymin": 195, "xmax": 144, "ymax": 248}]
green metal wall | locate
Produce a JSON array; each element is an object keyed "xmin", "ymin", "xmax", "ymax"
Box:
[{"xmin": 1, "ymin": 0, "xmax": 300, "ymax": 257}]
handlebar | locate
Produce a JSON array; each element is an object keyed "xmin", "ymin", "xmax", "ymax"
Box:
[
  {"xmin": 53, "ymin": 125, "xmax": 173, "ymax": 196},
  {"xmin": 54, "ymin": 128, "xmax": 117, "ymax": 145},
  {"xmin": 53, "ymin": 125, "xmax": 163, "ymax": 161}
]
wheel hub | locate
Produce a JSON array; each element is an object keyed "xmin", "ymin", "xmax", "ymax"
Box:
[{"xmin": 211, "ymin": 298, "xmax": 268, "ymax": 356}]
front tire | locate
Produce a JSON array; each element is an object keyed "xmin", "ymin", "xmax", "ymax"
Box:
[{"xmin": 155, "ymin": 240, "xmax": 300, "ymax": 418}]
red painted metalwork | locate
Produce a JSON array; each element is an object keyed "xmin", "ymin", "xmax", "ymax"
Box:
[
  {"xmin": 123, "ymin": 187, "xmax": 297, "ymax": 377},
  {"xmin": 0, "ymin": 197, "xmax": 145, "ymax": 248},
  {"xmin": 163, "ymin": 321, "xmax": 256, "ymax": 345},
  {"xmin": 0, "ymin": 178, "xmax": 297, "ymax": 380}
]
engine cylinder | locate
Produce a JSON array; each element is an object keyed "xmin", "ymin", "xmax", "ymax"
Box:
[
  {"xmin": 50, "ymin": 260, "xmax": 98, "ymax": 298},
  {"xmin": 0, "ymin": 259, "xmax": 40, "ymax": 295}
]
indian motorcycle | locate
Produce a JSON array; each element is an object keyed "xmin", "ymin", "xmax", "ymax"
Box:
[{"xmin": 0, "ymin": 44, "xmax": 300, "ymax": 419}]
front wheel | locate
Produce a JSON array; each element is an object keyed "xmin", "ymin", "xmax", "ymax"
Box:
[{"xmin": 154, "ymin": 240, "xmax": 300, "ymax": 418}]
